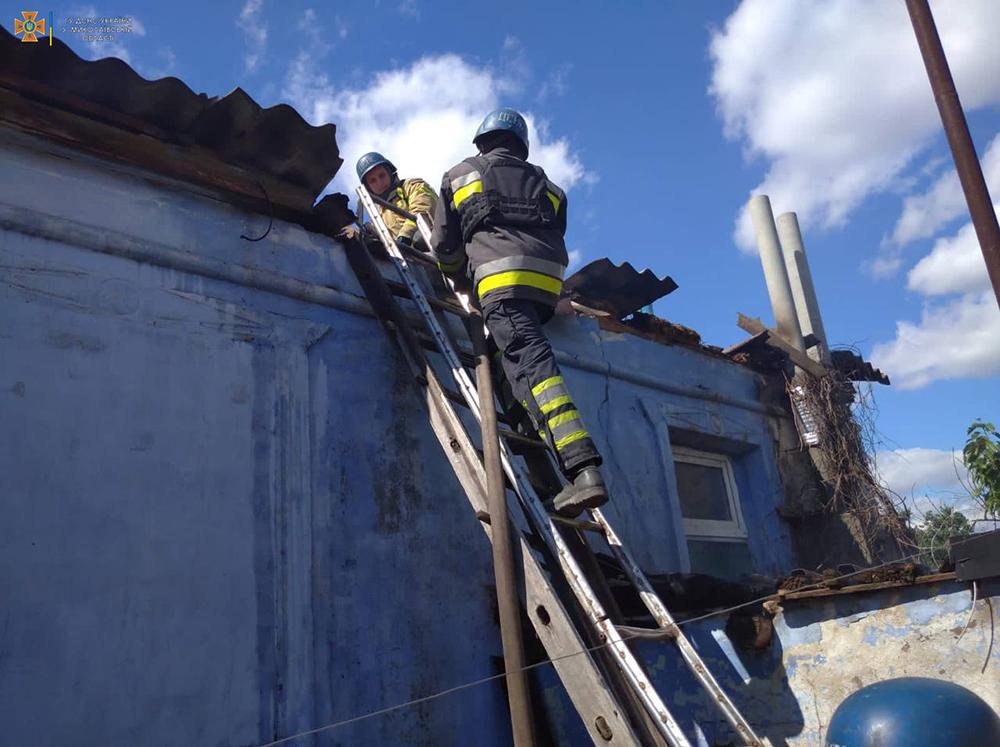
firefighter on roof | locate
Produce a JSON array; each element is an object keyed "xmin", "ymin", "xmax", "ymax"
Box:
[
  {"xmin": 356, "ymin": 151, "xmax": 438, "ymax": 250},
  {"xmin": 430, "ymin": 108, "xmax": 608, "ymax": 517}
]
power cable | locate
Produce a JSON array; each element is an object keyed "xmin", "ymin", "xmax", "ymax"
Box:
[{"xmin": 256, "ymin": 553, "xmax": 931, "ymax": 746}]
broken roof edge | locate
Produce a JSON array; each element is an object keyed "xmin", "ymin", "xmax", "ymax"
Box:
[
  {"xmin": 0, "ymin": 25, "xmax": 344, "ymax": 202},
  {"xmin": 582, "ymin": 310, "xmax": 792, "ymax": 379}
]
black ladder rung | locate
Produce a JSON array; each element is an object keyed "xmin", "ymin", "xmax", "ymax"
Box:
[
  {"xmin": 551, "ymin": 515, "xmax": 606, "ymax": 534},
  {"xmin": 440, "ymin": 386, "xmax": 470, "ymax": 408},
  {"xmin": 385, "ymin": 278, "xmax": 469, "ymax": 317},
  {"xmin": 414, "ymin": 331, "xmax": 476, "ymax": 367},
  {"xmin": 498, "ymin": 428, "xmax": 547, "ymax": 450}
]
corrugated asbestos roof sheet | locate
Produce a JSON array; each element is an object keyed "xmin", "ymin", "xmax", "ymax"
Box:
[
  {"xmin": 830, "ymin": 349, "xmax": 891, "ymax": 385},
  {"xmin": 559, "ymin": 258, "xmax": 678, "ymax": 320},
  {"xmin": 0, "ymin": 26, "xmax": 342, "ymax": 199}
]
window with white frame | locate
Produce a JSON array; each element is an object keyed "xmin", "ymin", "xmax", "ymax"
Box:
[
  {"xmin": 672, "ymin": 446, "xmax": 751, "ymax": 579},
  {"xmin": 672, "ymin": 446, "xmax": 747, "ymax": 539}
]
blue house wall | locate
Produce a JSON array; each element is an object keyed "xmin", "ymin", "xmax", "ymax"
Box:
[{"xmin": 1, "ymin": 127, "xmax": 806, "ymax": 745}]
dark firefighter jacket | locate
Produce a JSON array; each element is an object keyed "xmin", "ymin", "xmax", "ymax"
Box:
[{"xmin": 429, "ymin": 145, "xmax": 569, "ymax": 306}]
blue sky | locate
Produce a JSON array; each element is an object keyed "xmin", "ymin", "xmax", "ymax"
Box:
[{"xmin": 5, "ymin": 1, "xmax": 999, "ymax": 520}]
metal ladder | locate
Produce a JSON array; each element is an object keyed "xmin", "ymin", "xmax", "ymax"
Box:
[{"xmin": 349, "ymin": 185, "xmax": 761, "ymax": 747}]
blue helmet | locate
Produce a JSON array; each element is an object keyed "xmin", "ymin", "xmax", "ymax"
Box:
[
  {"xmin": 473, "ymin": 108, "xmax": 529, "ymax": 153},
  {"xmin": 356, "ymin": 151, "xmax": 396, "ymax": 182}
]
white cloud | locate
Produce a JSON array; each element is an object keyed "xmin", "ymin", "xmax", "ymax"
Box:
[
  {"xmin": 877, "ymin": 447, "xmax": 966, "ymax": 496},
  {"xmin": 907, "ymin": 207, "xmax": 996, "ymax": 296},
  {"xmin": 889, "ymin": 133, "xmax": 1000, "ymax": 248},
  {"xmin": 870, "ymin": 290, "xmax": 1000, "ymax": 389},
  {"xmin": 567, "ymin": 249, "xmax": 583, "ymax": 270},
  {"xmin": 283, "ymin": 53, "xmax": 592, "ymax": 201},
  {"xmin": 538, "ymin": 63, "xmax": 572, "ymax": 102},
  {"xmin": 236, "ymin": 0, "xmax": 268, "ymax": 74},
  {"xmin": 875, "ymin": 447, "xmax": 976, "ymax": 522},
  {"xmin": 710, "ymin": 0, "xmax": 1000, "ymax": 252}
]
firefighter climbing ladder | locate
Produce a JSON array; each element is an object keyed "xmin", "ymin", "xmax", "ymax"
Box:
[{"xmin": 349, "ymin": 185, "xmax": 761, "ymax": 747}]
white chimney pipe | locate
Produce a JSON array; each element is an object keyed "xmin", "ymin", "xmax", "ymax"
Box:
[
  {"xmin": 776, "ymin": 212, "xmax": 831, "ymax": 365},
  {"xmin": 748, "ymin": 195, "xmax": 805, "ymax": 351}
]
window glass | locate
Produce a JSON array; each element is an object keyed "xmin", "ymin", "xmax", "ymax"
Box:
[{"xmin": 675, "ymin": 460, "xmax": 732, "ymax": 522}]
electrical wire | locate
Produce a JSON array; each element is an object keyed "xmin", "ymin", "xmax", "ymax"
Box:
[
  {"xmin": 240, "ymin": 181, "xmax": 273, "ymax": 242},
  {"xmin": 955, "ymin": 580, "xmax": 978, "ymax": 644},
  {"xmin": 256, "ymin": 553, "xmax": 929, "ymax": 746}
]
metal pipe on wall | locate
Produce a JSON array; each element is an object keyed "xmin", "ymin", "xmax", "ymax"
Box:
[
  {"xmin": 468, "ymin": 312, "xmax": 537, "ymax": 747},
  {"xmin": 748, "ymin": 195, "xmax": 806, "ymax": 351},
  {"xmin": 905, "ymin": 0, "xmax": 1000, "ymax": 309},
  {"xmin": 776, "ymin": 212, "xmax": 831, "ymax": 365},
  {"xmin": 1, "ymin": 203, "xmax": 784, "ymax": 417}
]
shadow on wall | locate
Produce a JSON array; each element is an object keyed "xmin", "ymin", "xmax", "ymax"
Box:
[{"xmin": 644, "ymin": 620, "xmax": 804, "ymax": 746}]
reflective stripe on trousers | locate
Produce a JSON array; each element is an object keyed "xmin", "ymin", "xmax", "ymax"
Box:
[{"xmin": 481, "ymin": 297, "xmax": 601, "ymax": 477}]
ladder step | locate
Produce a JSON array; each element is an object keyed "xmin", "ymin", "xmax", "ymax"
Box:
[
  {"xmin": 440, "ymin": 387, "xmax": 470, "ymax": 408},
  {"xmin": 551, "ymin": 515, "xmax": 606, "ymax": 534},
  {"xmin": 497, "ymin": 428, "xmax": 547, "ymax": 450},
  {"xmin": 385, "ymin": 278, "xmax": 468, "ymax": 317},
  {"xmin": 414, "ymin": 331, "xmax": 476, "ymax": 367},
  {"xmin": 615, "ymin": 624, "xmax": 679, "ymax": 641}
]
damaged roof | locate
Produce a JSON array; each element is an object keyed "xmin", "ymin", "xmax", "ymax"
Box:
[
  {"xmin": 559, "ymin": 258, "xmax": 678, "ymax": 320},
  {"xmin": 1, "ymin": 27, "xmax": 798, "ymax": 378},
  {"xmin": 0, "ymin": 26, "xmax": 353, "ymax": 228},
  {"xmin": 830, "ymin": 349, "xmax": 891, "ymax": 385}
]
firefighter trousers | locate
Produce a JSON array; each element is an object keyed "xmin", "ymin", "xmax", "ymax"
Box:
[{"xmin": 481, "ymin": 297, "xmax": 602, "ymax": 478}]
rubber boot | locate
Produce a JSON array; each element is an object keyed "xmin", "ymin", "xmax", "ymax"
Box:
[{"xmin": 551, "ymin": 467, "xmax": 609, "ymax": 518}]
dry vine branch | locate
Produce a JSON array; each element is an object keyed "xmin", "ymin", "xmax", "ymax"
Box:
[{"xmin": 789, "ymin": 364, "xmax": 912, "ymax": 556}]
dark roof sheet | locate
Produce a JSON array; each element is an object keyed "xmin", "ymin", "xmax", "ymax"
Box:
[
  {"xmin": 559, "ymin": 258, "xmax": 677, "ymax": 320},
  {"xmin": 830, "ymin": 349, "xmax": 891, "ymax": 385},
  {"xmin": 0, "ymin": 26, "xmax": 342, "ymax": 199}
]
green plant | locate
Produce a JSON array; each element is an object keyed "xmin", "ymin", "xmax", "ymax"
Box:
[
  {"xmin": 915, "ymin": 505, "xmax": 971, "ymax": 569},
  {"xmin": 963, "ymin": 419, "xmax": 1000, "ymax": 518}
]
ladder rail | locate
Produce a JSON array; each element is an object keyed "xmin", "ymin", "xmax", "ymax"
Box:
[
  {"xmin": 593, "ymin": 511, "xmax": 761, "ymax": 745},
  {"xmin": 357, "ymin": 187, "xmax": 691, "ymax": 746},
  {"xmin": 343, "ymin": 209, "xmax": 644, "ymax": 746},
  {"xmin": 402, "ymin": 206, "xmax": 761, "ymax": 745}
]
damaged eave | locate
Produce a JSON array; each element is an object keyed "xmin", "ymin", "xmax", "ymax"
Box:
[
  {"xmin": 0, "ymin": 26, "xmax": 355, "ymax": 235},
  {"xmin": 558, "ymin": 258, "xmax": 678, "ymax": 320},
  {"xmin": 830, "ymin": 349, "xmax": 891, "ymax": 385},
  {"xmin": 773, "ymin": 571, "xmax": 959, "ymax": 604}
]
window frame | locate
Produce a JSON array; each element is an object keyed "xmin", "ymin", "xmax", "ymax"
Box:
[{"xmin": 672, "ymin": 445, "xmax": 748, "ymax": 540}]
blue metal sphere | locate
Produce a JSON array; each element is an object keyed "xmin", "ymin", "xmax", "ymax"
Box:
[{"xmin": 826, "ymin": 677, "xmax": 1000, "ymax": 747}]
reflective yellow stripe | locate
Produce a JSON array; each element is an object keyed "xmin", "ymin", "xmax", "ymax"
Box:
[
  {"xmin": 547, "ymin": 410, "xmax": 581, "ymax": 430},
  {"xmin": 555, "ymin": 430, "xmax": 590, "ymax": 450},
  {"xmin": 540, "ymin": 394, "xmax": 572, "ymax": 415},
  {"xmin": 532, "ymin": 376, "xmax": 564, "ymax": 398},
  {"xmin": 438, "ymin": 259, "xmax": 464, "ymax": 272},
  {"xmin": 477, "ymin": 270, "xmax": 562, "ymax": 299},
  {"xmin": 453, "ymin": 180, "xmax": 482, "ymax": 208},
  {"xmin": 546, "ymin": 190, "xmax": 560, "ymax": 213}
]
